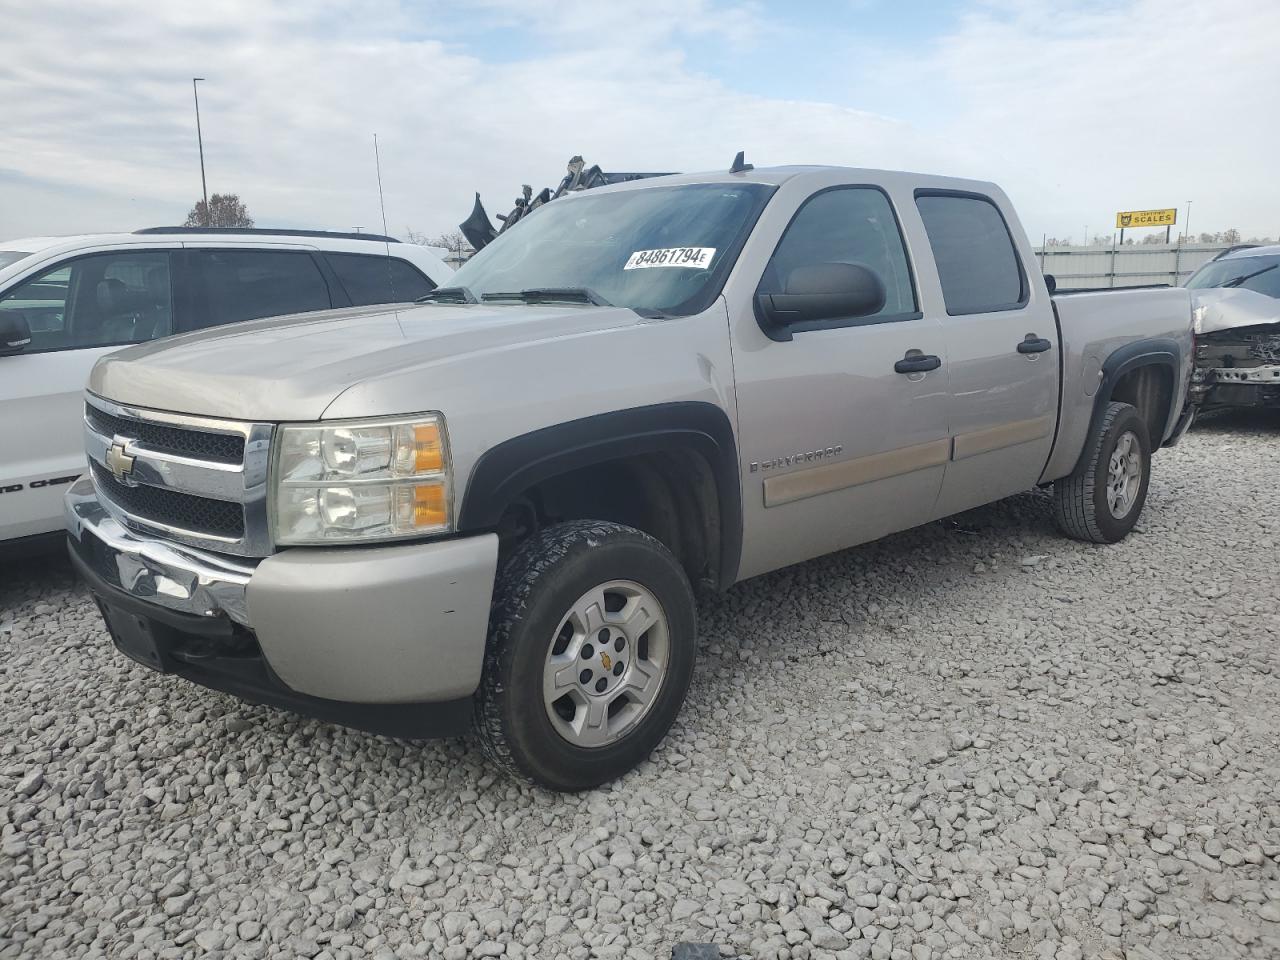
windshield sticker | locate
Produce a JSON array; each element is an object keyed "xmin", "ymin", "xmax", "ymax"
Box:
[{"xmin": 624, "ymin": 247, "xmax": 716, "ymax": 270}]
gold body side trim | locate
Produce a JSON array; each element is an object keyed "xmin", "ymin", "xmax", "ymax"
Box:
[
  {"xmin": 951, "ymin": 415, "xmax": 1055, "ymax": 462},
  {"xmin": 763, "ymin": 438, "xmax": 951, "ymax": 508}
]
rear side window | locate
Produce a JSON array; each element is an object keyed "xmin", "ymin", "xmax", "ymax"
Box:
[
  {"xmin": 326, "ymin": 253, "xmax": 436, "ymax": 305},
  {"xmin": 190, "ymin": 249, "xmax": 331, "ymax": 328},
  {"xmin": 915, "ymin": 193, "xmax": 1026, "ymax": 315}
]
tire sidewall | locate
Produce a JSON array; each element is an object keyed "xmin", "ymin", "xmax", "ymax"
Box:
[
  {"xmin": 1090, "ymin": 406, "xmax": 1151, "ymax": 541},
  {"xmin": 491, "ymin": 528, "xmax": 695, "ymax": 791}
]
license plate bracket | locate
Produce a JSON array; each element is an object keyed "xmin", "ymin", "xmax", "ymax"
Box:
[{"xmin": 98, "ymin": 601, "xmax": 171, "ymax": 674}]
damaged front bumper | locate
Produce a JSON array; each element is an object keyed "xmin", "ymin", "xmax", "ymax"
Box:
[{"xmin": 1191, "ymin": 288, "xmax": 1280, "ymax": 409}]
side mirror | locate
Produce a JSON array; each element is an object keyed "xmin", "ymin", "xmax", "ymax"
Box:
[
  {"xmin": 1044, "ymin": 273, "xmax": 1057, "ymax": 294},
  {"xmin": 755, "ymin": 262, "xmax": 886, "ymax": 341},
  {"xmin": 0, "ymin": 311, "xmax": 32, "ymax": 356}
]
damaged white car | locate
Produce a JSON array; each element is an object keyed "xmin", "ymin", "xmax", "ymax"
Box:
[{"xmin": 1186, "ymin": 244, "xmax": 1280, "ymax": 410}]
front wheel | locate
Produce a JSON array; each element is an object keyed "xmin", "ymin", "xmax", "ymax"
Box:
[
  {"xmin": 475, "ymin": 520, "xmax": 696, "ymax": 791},
  {"xmin": 1052, "ymin": 400, "xmax": 1152, "ymax": 543}
]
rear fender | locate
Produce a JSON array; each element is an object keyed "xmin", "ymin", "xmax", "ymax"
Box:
[{"xmin": 1070, "ymin": 338, "xmax": 1181, "ymax": 476}]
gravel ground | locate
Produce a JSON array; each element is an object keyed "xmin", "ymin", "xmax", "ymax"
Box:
[{"xmin": 2, "ymin": 412, "xmax": 1278, "ymax": 960}]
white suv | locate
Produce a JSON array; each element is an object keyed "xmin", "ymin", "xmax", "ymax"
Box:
[{"xmin": 0, "ymin": 228, "xmax": 452, "ymax": 553}]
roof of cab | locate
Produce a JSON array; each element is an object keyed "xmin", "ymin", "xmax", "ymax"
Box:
[{"xmin": 580, "ymin": 163, "xmax": 1003, "ymax": 198}]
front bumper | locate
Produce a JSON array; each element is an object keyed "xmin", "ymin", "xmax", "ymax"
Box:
[{"xmin": 66, "ymin": 477, "xmax": 499, "ymax": 738}]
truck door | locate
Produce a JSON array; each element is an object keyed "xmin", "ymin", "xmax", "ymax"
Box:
[
  {"xmin": 729, "ymin": 184, "xmax": 950, "ymax": 581},
  {"xmin": 912, "ymin": 191, "xmax": 1059, "ymax": 519}
]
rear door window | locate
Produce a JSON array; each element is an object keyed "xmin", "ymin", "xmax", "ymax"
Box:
[
  {"xmin": 327, "ymin": 253, "xmax": 436, "ymax": 305},
  {"xmin": 0, "ymin": 251, "xmax": 173, "ymax": 352},
  {"xmin": 188, "ymin": 249, "xmax": 332, "ymax": 329},
  {"xmin": 915, "ymin": 193, "xmax": 1027, "ymax": 315}
]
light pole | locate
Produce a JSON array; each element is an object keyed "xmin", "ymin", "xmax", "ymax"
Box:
[
  {"xmin": 1184, "ymin": 200, "xmax": 1192, "ymax": 245},
  {"xmin": 192, "ymin": 78, "xmax": 209, "ymax": 226}
]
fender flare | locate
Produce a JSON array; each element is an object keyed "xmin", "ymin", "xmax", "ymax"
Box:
[
  {"xmin": 1072, "ymin": 337, "xmax": 1182, "ymax": 475},
  {"xmin": 458, "ymin": 402, "xmax": 742, "ymax": 588}
]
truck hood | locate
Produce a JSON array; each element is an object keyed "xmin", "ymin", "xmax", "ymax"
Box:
[
  {"xmin": 89, "ymin": 302, "xmax": 647, "ymax": 421},
  {"xmin": 1192, "ymin": 287, "xmax": 1280, "ymax": 335}
]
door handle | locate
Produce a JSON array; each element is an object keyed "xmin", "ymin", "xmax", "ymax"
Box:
[
  {"xmin": 894, "ymin": 352, "xmax": 942, "ymax": 374},
  {"xmin": 1017, "ymin": 335, "xmax": 1053, "ymax": 354}
]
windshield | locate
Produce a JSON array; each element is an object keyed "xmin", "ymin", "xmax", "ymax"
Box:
[
  {"xmin": 447, "ymin": 182, "xmax": 775, "ymax": 314},
  {"xmin": 1185, "ymin": 254, "xmax": 1280, "ymax": 298},
  {"xmin": 0, "ymin": 250, "xmax": 33, "ymax": 271}
]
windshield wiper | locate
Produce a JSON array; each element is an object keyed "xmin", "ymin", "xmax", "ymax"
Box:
[
  {"xmin": 480, "ymin": 287, "xmax": 613, "ymax": 306},
  {"xmin": 415, "ymin": 285, "xmax": 479, "ymax": 304},
  {"xmin": 1218, "ymin": 264, "xmax": 1278, "ymax": 288}
]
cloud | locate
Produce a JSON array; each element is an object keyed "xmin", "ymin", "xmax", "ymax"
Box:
[
  {"xmin": 0, "ymin": 0, "xmax": 1276, "ymax": 245},
  {"xmin": 886, "ymin": 0, "xmax": 1280, "ymax": 239},
  {"xmin": 0, "ymin": 0, "xmax": 964, "ymax": 241}
]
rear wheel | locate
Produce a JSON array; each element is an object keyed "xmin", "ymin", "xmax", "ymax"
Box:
[
  {"xmin": 1052, "ymin": 400, "xmax": 1151, "ymax": 543},
  {"xmin": 476, "ymin": 520, "xmax": 696, "ymax": 791}
]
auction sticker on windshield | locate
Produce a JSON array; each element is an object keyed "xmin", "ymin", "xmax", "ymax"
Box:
[{"xmin": 624, "ymin": 247, "xmax": 716, "ymax": 270}]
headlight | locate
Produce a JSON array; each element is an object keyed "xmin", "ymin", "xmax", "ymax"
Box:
[{"xmin": 270, "ymin": 413, "xmax": 452, "ymax": 545}]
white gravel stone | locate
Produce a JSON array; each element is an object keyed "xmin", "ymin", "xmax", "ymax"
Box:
[{"xmin": 1, "ymin": 415, "xmax": 1279, "ymax": 960}]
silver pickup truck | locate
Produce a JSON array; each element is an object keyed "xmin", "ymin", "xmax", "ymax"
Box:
[{"xmin": 66, "ymin": 163, "xmax": 1195, "ymax": 790}]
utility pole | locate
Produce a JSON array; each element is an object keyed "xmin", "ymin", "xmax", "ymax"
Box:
[
  {"xmin": 1184, "ymin": 200, "xmax": 1192, "ymax": 245},
  {"xmin": 192, "ymin": 78, "xmax": 209, "ymax": 226}
]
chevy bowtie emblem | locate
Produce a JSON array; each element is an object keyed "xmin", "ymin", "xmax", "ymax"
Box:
[
  {"xmin": 105, "ymin": 440, "xmax": 136, "ymax": 484},
  {"xmin": 600, "ymin": 652, "xmax": 613, "ymax": 671}
]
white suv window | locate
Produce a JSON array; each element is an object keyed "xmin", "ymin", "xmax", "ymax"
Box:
[
  {"xmin": 189, "ymin": 249, "xmax": 331, "ymax": 328},
  {"xmin": 0, "ymin": 251, "xmax": 173, "ymax": 352}
]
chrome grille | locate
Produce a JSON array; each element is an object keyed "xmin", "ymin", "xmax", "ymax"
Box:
[
  {"xmin": 85, "ymin": 404, "xmax": 245, "ymax": 464},
  {"xmin": 90, "ymin": 462, "xmax": 245, "ymax": 539},
  {"xmin": 83, "ymin": 394, "xmax": 274, "ymax": 557}
]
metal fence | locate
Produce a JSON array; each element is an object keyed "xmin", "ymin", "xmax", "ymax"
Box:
[{"xmin": 1033, "ymin": 243, "xmax": 1228, "ymax": 290}]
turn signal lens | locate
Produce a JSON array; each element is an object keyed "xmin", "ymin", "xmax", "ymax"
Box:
[
  {"xmin": 412, "ymin": 423, "xmax": 444, "ymax": 473},
  {"xmin": 409, "ymin": 482, "xmax": 447, "ymax": 529}
]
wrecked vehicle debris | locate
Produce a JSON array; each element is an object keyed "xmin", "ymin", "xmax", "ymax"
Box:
[
  {"xmin": 1186, "ymin": 245, "xmax": 1280, "ymax": 410},
  {"xmin": 460, "ymin": 155, "xmax": 675, "ymax": 251}
]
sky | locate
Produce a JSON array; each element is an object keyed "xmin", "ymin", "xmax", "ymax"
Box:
[{"xmin": 1, "ymin": 0, "xmax": 1277, "ymax": 246}]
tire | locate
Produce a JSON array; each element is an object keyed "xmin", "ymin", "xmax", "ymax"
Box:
[
  {"xmin": 475, "ymin": 520, "xmax": 696, "ymax": 791},
  {"xmin": 1052, "ymin": 400, "xmax": 1151, "ymax": 543}
]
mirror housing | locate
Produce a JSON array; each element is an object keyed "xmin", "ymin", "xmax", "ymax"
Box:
[
  {"xmin": 756, "ymin": 262, "xmax": 887, "ymax": 341},
  {"xmin": 1044, "ymin": 273, "xmax": 1057, "ymax": 294},
  {"xmin": 0, "ymin": 312, "xmax": 32, "ymax": 356}
]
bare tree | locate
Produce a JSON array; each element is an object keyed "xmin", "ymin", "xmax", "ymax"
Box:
[
  {"xmin": 1221, "ymin": 228, "xmax": 1242, "ymax": 245},
  {"xmin": 405, "ymin": 229, "xmax": 473, "ymax": 264},
  {"xmin": 1141, "ymin": 234, "xmax": 1164, "ymax": 245},
  {"xmin": 184, "ymin": 193, "xmax": 254, "ymax": 228}
]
